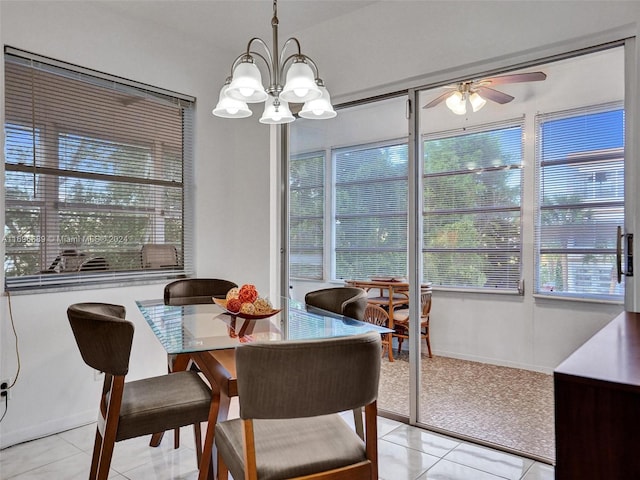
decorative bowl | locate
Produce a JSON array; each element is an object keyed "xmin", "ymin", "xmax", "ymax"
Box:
[{"xmin": 213, "ymin": 298, "xmax": 281, "ymax": 320}]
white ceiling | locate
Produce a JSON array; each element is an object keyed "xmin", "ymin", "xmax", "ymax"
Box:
[{"xmin": 98, "ymin": 0, "xmax": 377, "ymax": 56}]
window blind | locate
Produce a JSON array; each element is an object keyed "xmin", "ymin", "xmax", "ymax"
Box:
[
  {"xmin": 289, "ymin": 151, "xmax": 324, "ymax": 279},
  {"xmin": 423, "ymin": 119, "xmax": 524, "ymax": 291},
  {"xmin": 535, "ymin": 102, "xmax": 624, "ymax": 299},
  {"xmin": 333, "ymin": 141, "xmax": 408, "ymax": 280},
  {"xmin": 4, "ymin": 48, "xmax": 195, "ymax": 291}
]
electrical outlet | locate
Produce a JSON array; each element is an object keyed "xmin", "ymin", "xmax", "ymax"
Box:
[
  {"xmin": 1, "ymin": 378, "xmax": 12, "ymax": 400},
  {"xmin": 94, "ymin": 370, "xmax": 104, "ymax": 382}
]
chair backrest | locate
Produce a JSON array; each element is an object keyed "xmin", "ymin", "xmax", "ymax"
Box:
[
  {"xmin": 304, "ymin": 287, "xmax": 368, "ymax": 320},
  {"xmin": 141, "ymin": 244, "xmax": 178, "ymax": 269},
  {"xmin": 67, "ymin": 303, "xmax": 133, "ymax": 376},
  {"xmin": 235, "ymin": 332, "xmax": 381, "ymax": 420},
  {"xmin": 79, "ymin": 256, "xmax": 109, "ymax": 271},
  {"xmin": 363, "ymin": 304, "xmax": 389, "ymax": 327},
  {"xmin": 421, "ymin": 290, "xmax": 432, "ymax": 317},
  {"xmin": 164, "ymin": 278, "xmax": 238, "ymax": 305}
]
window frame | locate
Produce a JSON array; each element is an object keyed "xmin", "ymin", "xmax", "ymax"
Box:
[
  {"xmin": 289, "ymin": 150, "xmax": 325, "ymax": 281},
  {"xmin": 3, "ymin": 48, "xmax": 195, "ymax": 292},
  {"xmin": 330, "ymin": 138, "xmax": 409, "ymax": 281},
  {"xmin": 421, "ymin": 118, "xmax": 525, "ymax": 293},
  {"xmin": 534, "ymin": 101, "xmax": 625, "ymax": 301}
]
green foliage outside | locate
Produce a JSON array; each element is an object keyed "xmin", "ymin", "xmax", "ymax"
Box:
[
  {"xmin": 423, "ymin": 128, "xmax": 522, "ymax": 288},
  {"xmin": 4, "ymin": 130, "xmax": 183, "ymax": 276}
]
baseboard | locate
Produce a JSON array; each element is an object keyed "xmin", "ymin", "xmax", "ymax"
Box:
[{"xmin": 0, "ymin": 409, "xmax": 96, "ymax": 450}]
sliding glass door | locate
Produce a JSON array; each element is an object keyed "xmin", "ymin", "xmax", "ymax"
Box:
[
  {"xmin": 412, "ymin": 45, "xmax": 625, "ymax": 462},
  {"xmin": 288, "ymin": 95, "xmax": 410, "ymax": 418},
  {"xmin": 287, "ymin": 42, "xmax": 628, "ymax": 463}
]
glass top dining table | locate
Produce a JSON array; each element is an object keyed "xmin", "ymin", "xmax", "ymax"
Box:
[{"xmin": 136, "ymin": 296, "xmax": 392, "ymax": 355}]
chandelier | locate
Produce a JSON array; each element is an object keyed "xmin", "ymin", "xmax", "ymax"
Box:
[{"xmin": 212, "ymin": 0, "xmax": 336, "ymax": 124}]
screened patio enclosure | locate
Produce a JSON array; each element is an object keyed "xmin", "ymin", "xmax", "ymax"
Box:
[{"xmin": 287, "ymin": 44, "xmax": 627, "ymax": 462}]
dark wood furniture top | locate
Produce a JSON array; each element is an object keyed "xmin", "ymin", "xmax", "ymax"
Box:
[
  {"xmin": 554, "ymin": 311, "xmax": 640, "ymax": 479},
  {"xmin": 555, "ymin": 311, "xmax": 640, "ymax": 388}
]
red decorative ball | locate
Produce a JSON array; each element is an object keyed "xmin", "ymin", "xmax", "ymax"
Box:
[
  {"xmin": 226, "ymin": 298, "xmax": 242, "ymax": 313},
  {"xmin": 238, "ymin": 284, "xmax": 258, "ymax": 304}
]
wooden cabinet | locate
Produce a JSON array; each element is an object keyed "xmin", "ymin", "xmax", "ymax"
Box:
[{"xmin": 554, "ymin": 311, "xmax": 640, "ymax": 479}]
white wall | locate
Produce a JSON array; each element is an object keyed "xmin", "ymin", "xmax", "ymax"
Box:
[
  {"xmin": 0, "ymin": 0, "xmax": 271, "ymax": 448},
  {"xmin": 1, "ymin": 0, "xmax": 640, "ymax": 449}
]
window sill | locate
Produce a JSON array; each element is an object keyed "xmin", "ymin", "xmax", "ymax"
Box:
[{"xmin": 532, "ymin": 293, "xmax": 624, "ymax": 305}]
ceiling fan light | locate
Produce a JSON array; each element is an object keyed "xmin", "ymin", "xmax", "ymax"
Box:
[
  {"xmin": 259, "ymin": 96, "xmax": 295, "ymax": 124},
  {"xmin": 446, "ymin": 91, "xmax": 466, "ymax": 115},
  {"xmin": 280, "ymin": 60, "xmax": 322, "ymax": 103},
  {"xmin": 227, "ymin": 61, "xmax": 268, "ymax": 103},
  {"xmin": 212, "ymin": 84, "xmax": 253, "ymax": 118},
  {"xmin": 469, "ymin": 92, "xmax": 487, "ymax": 112},
  {"xmin": 299, "ymin": 86, "xmax": 336, "ymax": 119}
]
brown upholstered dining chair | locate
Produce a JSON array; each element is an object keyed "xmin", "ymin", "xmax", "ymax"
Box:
[
  {"xmin": 160, "ymin": 278, "xmax": 238, "ymax": 449},
  {"xmin": 393, "ymin": 288, "xmax": 433, "ymax": 358},
  {"xmin": 304, "ymin": 286, "xmax": 368, "ymax": 321},
  {"xmin": 215, "ymin": 332, "xmax": 382, "ymax": 480},
  {"xmin": 304, "ymin": 286, "xmax": 370, "ymax": 438},
  {"xmin": 67, "ymin": 303, "xmax": 217, "ymax": 480},
  {"xmin": 363, "ymin": 303, "xmax": 393, "ymax": 362},
  {"xmin": 164, "ymin": 278, "xmax": 238, "ymax": 306}
]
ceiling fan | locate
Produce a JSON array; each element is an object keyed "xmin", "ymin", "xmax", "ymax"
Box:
[{"xmin": 423, "ymin": 71, "xmax": 547, "ymax": 115}]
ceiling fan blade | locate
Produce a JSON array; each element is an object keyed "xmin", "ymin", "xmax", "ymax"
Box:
[
  {"xmin": 481, "ymin": 71, "xmax": 547, "ymax": 86},
  {"xmin": 422, "ymin": 90, "xmax": 454, "ymax": 109},
  {"xmin": 476, "ymin": 86, "xmax": 514, "ymax": 104}
]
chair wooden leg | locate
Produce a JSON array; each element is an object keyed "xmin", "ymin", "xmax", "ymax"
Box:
[
  {"xmin": 353, "ymin": 407, "xmax": 364, "ymax": 439},
  {"xmin": 364, "ymin": 402, "xmax": 379, "ymax": 480},
  {"xmin": 426, "ymin": 334, "xmax": 432, "ymax": 358},
  {"xmin": 149, "ymin": 431, "xmax": 164, "ymax": 447},
  {"xmin": 89, "ymin": 427, "xmax": 102, "ymax": 480},
  {"xmin": 194, "ymin": 423, "xmax": 203, "ymax": 466},
  {"xmin": 96, "ymin": 378, "xmax": 125, "ymax": 480},
  {"xmin": 174, "ymin": 427, "xmax": 180, "ymax": 449},
  {"xmin": 198, "ymin": 387, "xmax": 228, "ymax": 480},
  {"xmin": 386, "ymin": 333, "xmax": 394, "ymax": 362},
  {"xmin": 217, "ymin": 449, "xmax": 229, "ymax": 480}
]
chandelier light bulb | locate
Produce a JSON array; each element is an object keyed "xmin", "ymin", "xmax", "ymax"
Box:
[{"xmin": 239, "ymin": 87, "xmax": 255, "ymax": 98}]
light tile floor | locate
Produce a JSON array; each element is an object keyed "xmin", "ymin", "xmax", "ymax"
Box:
[{"xmin": 1, "ymin": 415, "xmax": 554, "ymax": 480}]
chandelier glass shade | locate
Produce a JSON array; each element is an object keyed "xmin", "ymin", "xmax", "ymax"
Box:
[
  {"xmin": 444, "ymin": 88, "xmax": 487, "ymax": 115},
  {"xmin": 226, "ymin": 61, "xmax": 268, "ymax": 103},
  {"xmin": 299, "ymin": 85, "xmax": 336, "ymax": 119},
  {"xmin": 212, "ymin": 82, "xmax": 253, "ymax": 118},
  {"xmin": 469, "ymin": 92, "xmax": 487, "ymax": 112},
  {"xmin": 212, "ymin": 0, "xmax": 336, "ymax": 124},
  {"xmin": 260, "ymin": 96, "xmax": 295, "ymax": 124}
]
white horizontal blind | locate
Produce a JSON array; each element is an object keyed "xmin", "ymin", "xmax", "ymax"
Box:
[
  {"xmin": 333, "ymin": 141, "xmax": 408, "ymax": 280},
  {"xmin": 423, "ymin": 119, "xmax": 524, "ymax": 291},
  {"xmin": 4, "ymin": 49, "xmax": 195, "ymax": 291},
  {"xmin": 535, "ymin": 102, "xmax": 624, "ymax": 299},
  {"xmin": 289, "ymin": 151, "xmax": 324, "ymax": 279}
]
